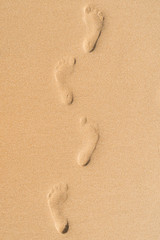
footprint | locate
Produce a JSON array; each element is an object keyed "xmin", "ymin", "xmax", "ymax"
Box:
[
  {"xmin": 47, "ymin": 183, "xmax": 69, "ymax": 234},
  {"xmin": 83, "ymin": 4, "xmax": 104, "ymax": 53},
  {"xmin": 77, "ymin": 117, "xmax": 99, "ymax": 166},
  {"xmin": 54, "ymin": 57, "xmax": 76, "ymax": 105}
]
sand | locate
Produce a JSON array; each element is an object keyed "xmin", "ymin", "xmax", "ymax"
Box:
[{"xmin": 1, "ymin": 0, "xmax": 160, "ymax": 239}]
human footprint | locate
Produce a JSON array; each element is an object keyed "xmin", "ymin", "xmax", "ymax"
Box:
[
  {"xmin": 77, "ymin": 117, "xmax": 99, "ymax": 166},
  {"xmin": 83, "ymin": 4, "xmax": 104, "ymax": 53},
  {"xmin": 54, "ymin": 57, "xmax": 76, "ymax": 105},
  {"xmin": 47, "ymin": 183, "xmax": 69, "ymax": 234}
]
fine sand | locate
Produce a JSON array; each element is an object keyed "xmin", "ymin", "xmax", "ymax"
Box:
[{"xmin": 1, "ymin": 1, "xmax": 160, "ymax": 239}]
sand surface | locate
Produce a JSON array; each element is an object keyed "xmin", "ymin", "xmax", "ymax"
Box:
[{"xmin": 1, "ymin": 0, "xmax": 160, "ymax": 239}]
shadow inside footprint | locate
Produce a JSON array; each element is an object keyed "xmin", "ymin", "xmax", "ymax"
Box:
[{"xmin": 62, "ymin": 221, "xmax": 69, "ymax": 234}]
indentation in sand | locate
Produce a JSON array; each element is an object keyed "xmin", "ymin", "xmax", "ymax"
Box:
[
  {"xmin": 77, "ymin": 117, "xmax": 99, "ymax": 166},
  {"xmin": 83, "ymin": 4, "xmax": 104, "ymax": 53},
  {"xmin": 47, "ymin": 183, "xmax": 69, "ymax": 234},
  {"xmin": 54, "ymin": 57, "xmax": 76, "ymax": 105}
]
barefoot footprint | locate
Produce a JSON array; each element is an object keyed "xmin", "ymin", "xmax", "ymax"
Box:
[
  {"xmin": 54, "ymin": 57, "xmax": 76, "ymax": 105},
  {"xmin": 47, "ymin": 183, "xmax": 69, "ymax": 234},
  {"xmin": 83, "ymin": 4, "xmax": 104, "ymax": 53},
  {"xmin": 77, "ymin": 117, "xmax": 99, "ymax": 166}
]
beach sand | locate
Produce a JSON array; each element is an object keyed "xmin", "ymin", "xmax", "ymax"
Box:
[{"xmin": 1, "ymin": 0, "xmax": 160, "ymax": 239}]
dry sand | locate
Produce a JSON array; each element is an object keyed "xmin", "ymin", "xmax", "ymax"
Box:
[{"xmin": 1, "ymin": 0, "xmax": 160, "ymax": 239}]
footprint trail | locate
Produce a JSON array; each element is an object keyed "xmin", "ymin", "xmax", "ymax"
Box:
[
  {"xmin": 54, "ymin": 57, "xmax": 76, "ymax": 105},
  {"xmin": 77, "ymin": 117, "xmax": 99, "ymax": 166},
  {"xmin": 47, "ymin": 183, "xmax": 69, "ymax": 234},
  {"xmin": 83, "ymin": 4, "xmax": 104, "ymax": 53}
]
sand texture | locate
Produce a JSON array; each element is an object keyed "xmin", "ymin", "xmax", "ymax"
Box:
[{"xmin": 1, "ymin": 0, "xmax": 160, "ymax": 239}]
